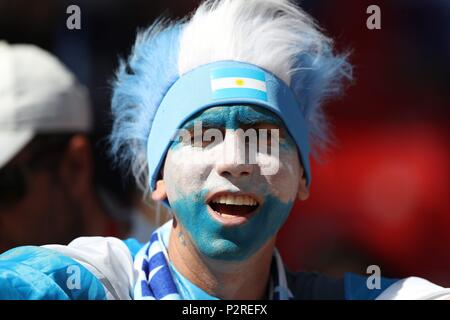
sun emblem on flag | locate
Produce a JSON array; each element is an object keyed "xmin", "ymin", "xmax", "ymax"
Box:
[{"xmin": 210, "ymin": 67, "xmax": 268, "ymax": 101}]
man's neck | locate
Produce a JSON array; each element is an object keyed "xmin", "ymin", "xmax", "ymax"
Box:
[{"xmin": 167, "ymin": 220, "xmax": 275, "ymax": 300}]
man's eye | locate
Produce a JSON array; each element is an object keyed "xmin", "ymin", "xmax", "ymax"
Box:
[
  {"xmin": 188, "ymin": 127, "xmax": 224, "ymax": 148},
  {"xmin": 190, "ymin": 130, "xmax": 217, "ymax": 148},
  {"xmin": 255, "ymin": 129, "xmax": 282, "ymax": 153},
  {"xmin": 191, "ymin": 133, "xmax": 203, "ymax": 148},
  {"xmin": 256, "ymin": 130, "xmax": 273, "ymax": 144}
]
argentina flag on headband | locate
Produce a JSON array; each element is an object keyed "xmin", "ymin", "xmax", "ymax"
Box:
[{"xmin": 210, "ymin": 67, "xmax": 268, "ymax": 101}]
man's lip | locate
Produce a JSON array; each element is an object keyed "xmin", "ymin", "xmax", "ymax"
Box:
[
  {"xmin": 205, "ymin": 191, "xmax": 262, "ymax": 206},
  {"xmin": 205, "ymin": 191, "xmax": 262, "ymax": 227}
]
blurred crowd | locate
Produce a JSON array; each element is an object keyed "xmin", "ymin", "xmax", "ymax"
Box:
[{"xmin": 0, "ymin": 0, "xmax": 449, "ymax": 285}]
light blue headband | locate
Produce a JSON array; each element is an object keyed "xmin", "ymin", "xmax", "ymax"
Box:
[{"xmin": 147, "ymin": 60, "xmax": 311, "ymax": 191}]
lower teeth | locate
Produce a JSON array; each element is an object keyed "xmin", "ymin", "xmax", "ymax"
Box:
[{"xmin": 209, "ymin": 203, "xmax": 258, "ymax": 216}]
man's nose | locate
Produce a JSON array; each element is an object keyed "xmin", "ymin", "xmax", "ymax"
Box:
[
  {"xmin": 214, "ymin": 129, "xmax": 255, "ymax": 179},
  {"xmin": 216, "ymin": 162, "xmax": 253, "ymax": 179}
]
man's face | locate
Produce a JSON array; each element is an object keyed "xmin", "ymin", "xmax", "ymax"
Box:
[
  {"xmin": 0, "ymin": 141, "xmax": 82, "ymax": 252},
  {"xmin": 160, "ymin": 105, "xmax": 306, "ymax": 261}
]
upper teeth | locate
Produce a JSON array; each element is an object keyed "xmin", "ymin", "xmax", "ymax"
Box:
[{"xmin": 211, "ymin": 195, "xmax": 258, "ymax": 206}]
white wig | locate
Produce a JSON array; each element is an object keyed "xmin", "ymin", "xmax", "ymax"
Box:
[{"xmin": 110, "ymin": 0, "xmax": 352, "ymax": 194}]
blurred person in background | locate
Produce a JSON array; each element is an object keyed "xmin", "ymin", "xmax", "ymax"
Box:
[{"xmin": 0, "ymin": 41, "xmax": 150, "ymax": 253}]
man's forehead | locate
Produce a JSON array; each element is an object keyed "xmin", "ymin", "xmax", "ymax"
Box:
[{"xmin": 182, "ymin": 105, "xmax": 283, "ymax": 129}]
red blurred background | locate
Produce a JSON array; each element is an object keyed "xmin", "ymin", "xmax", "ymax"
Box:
[
  {"xmin": 1, "ymin": 0, "xmax": 449, "ymax": 285},
  {"xmin": 277, "ymin": 1, "xmax": 450, "ymax": 286}
]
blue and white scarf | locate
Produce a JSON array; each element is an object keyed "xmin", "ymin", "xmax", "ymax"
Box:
[{"xmin": 133, "ymin": 222, "xmax": 293, "ymax": 300}]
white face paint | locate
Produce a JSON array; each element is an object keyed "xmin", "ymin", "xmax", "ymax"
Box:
[{"xmin": 162, "ymin": 105, "xmax": 303, "ymax": 260}]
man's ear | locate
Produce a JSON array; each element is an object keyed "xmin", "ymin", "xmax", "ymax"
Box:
[
  {"xmin": 58, "ymin": 135, "xmax": 93, "ymax": 200},
  {"xmin": 297, "ymin": 171, "xmax": 309, "ymax": 201},
  {"xmin": 151, "ymin": 179, "xmax": 167, "ymax": 201}
]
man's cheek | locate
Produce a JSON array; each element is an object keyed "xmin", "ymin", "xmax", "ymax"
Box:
[
  {"xmin": 164, "ymin": 147, "xmax": 211, "ymax": 198},
  {"xmin": 256, "ymin": 151, "xmax": 279, "ymax": 176},
  {"xmin": 262, "ymin": 151, "xmax": 300, "ymax": 203}
]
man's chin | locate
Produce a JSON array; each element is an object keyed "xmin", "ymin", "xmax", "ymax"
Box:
[{"xmin": 196, "ymin": 237, "xmax": 260, "ymax": 262}]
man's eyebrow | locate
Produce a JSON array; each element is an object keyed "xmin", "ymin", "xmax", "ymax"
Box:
[
  {"xmin": 181, "ymin": 107, "xmax": 283, "ymax": 129},
  {"xmin": 182, "ymin": 118, "xmax": 221, "ymax": 130},
  {"xmin": 182, "ymin": 112, "xmax": 226, "ymax": 129},
  {"xmin": 237, "ymin": 111, "xmax": 282, "ymax": 126}
]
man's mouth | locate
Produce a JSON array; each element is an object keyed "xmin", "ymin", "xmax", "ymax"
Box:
[{"xmin": 207, "ymin": 193, "xmax": 260, "ymax": 226}]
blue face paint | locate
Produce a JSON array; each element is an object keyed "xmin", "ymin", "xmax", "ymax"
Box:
[
  {"xmin": 183, "ymin": 105, "xmax": 282, "ymax": 130},
  {"xmin": 164, "ymin": 105, "xmax": 301, "ymax": 261},
  {"xmin": 171, "ymin": 190, "xmax": 294, "ymax": 261}
]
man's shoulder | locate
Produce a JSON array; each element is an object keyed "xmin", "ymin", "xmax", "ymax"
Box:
[
  {"xmin": 0, "ymin": 236, "xmax": 144, "ymax": 300},
  {"xmin": 285, "ymin": 269, "xmax": 400, "ymax": 300},
  {"xmin": 0, "ymin": 244, "xmax": 107, "ymax": 299},
  {"xmin": 286, "ymin": 268, "xmax": 450, "ymax": 300},
  {"xmin": 285, "ymin": 269, "xmax": 346, "ymax": 300},
  {"xmin": 44, "ymin": 236, "xmax": 143, "ymax": 299}
]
